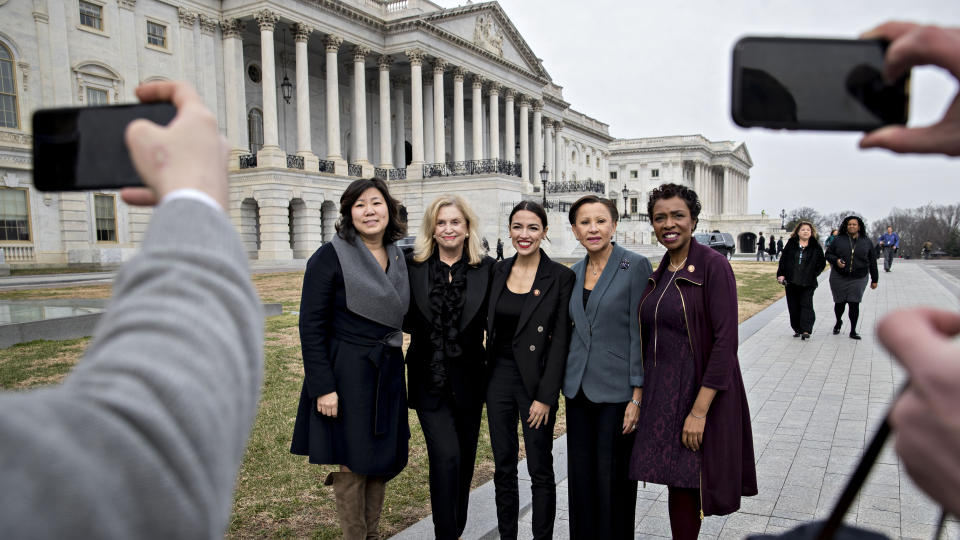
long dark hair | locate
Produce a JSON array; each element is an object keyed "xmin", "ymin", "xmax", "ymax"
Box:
[{"xmin": 336, "ymin": 178, "xmax": 407, "ymax": 244}]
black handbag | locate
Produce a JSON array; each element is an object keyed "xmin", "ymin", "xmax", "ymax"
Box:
[{"xmin": 749, "ymin": 398, "xmax": 949, "ymax": 540}]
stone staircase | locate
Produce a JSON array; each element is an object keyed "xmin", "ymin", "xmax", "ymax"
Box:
[{"xmin": 568, "ymin": 241, "xmax": 665, "ymax": 261}]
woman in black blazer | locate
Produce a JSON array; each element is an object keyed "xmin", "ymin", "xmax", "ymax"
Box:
[
  {"xmin": 776, "ymin": 221, "xmax": 827, "ymax": 340},
  {"xmin": 486, "ymin": 201, "xmax": 575, "ymax": 540},
  {"xmin": 403, "ymin": 195, "xmax": 494, "ymax": 540}
]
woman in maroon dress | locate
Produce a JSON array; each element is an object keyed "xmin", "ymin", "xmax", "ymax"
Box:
[{"xmin": 629, "ymin": 183, "xmax": 757, "ymax": 539}]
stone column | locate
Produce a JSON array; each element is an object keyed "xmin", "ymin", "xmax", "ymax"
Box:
[
  {"xmin": 117, "ymin": 2, "xmax": 139, "ymax": 100},
  {"xmin": 554, "ymin": 122, "xmax": 564, "ymax": 181},
  {"xmin": 254, "ymin": 10, "xmax": 285, "ymax": 167},
  {"xmin": 378, "ymin": 55, "xmax": 393, "ymax": 169},
  {"xmin": 452, "ymin": 67, "xmax": 465, "ymax": 163},
  {"xmin": 392, "ymin": 76, "xmax": 406, "ymax": 169},
  {"xmin": 220, "ymin": 18, "xmax": 247, "ymax": 167},
  {"xmin": 488, "ymin": 82, "xmax": 500, "ymax": 161},
  {"xmin": 544, "ymin": 119, "xmax": 554, "ymax": 182},
  {"xmin": 693, "ymin": 161, "xmax": 704, "ymax": 201},
  {"xmin": 433, "ymin": 59, "xmax": 446, "ymax": 163},
  {"xmin": 532, "ymin": 100, "xmax": 543, "ymax": 185},
  {"xmin": 257, "ymin": 192, "xmax": 294, "ymax": 261},
  {"xmin": 504, "ymin": 89, "xmax": 515, "ymax": 166},
  {"xmin": 199, "ymin": 16, "xmax": 220, "ymax": 114},
  {"xmin": 519, "ymin": 95, "xmax": 529, "ymax": 185},
  {"xmin": 352, "ymin": 47, "xmax": 372, "ymax": 175},
  {"xmin": 324, "ymin": 35, "xmax": 346, "ymax": 172},
  {"xmin": 471, "ymin": 76, "xmax": 484, "ymax": 162},
  {"xmin": 405, "ymin": 50, "xmax": 425, "ymax": 176},
  {"xmin": 423, "ymin": 72, "xmax": 434, "ymax": 164},
  {"xmin": 294, "ymin": 23, "xmax": 318, "ymax": 170}
]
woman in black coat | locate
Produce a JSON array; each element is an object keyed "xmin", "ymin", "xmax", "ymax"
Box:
[
  {"xmin": 486, "ymin": 201, "xmax": 575, "ymax": 540},
  {"xmin": 403, "ymin": 195, "xmax": 494, "ymax": 540},
  {"xmin": 777, "ymin": 221, "xmax": 827, "ymax": 340},
  {"xmin": 291, "ymin": 178, "xmax": 410, "ymax": 539},
  {"xmin": 825, "ymin": 215, "xmax": 879, "ymax": 339}
]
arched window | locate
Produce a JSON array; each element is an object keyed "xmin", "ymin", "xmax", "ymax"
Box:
[
  {"xmin": 0, "ymin": 44, "xmax": 18, "ymax": 128},
  {"xmin": 248, "ymin": 108, "xmax": 263, "ymax": 153}
]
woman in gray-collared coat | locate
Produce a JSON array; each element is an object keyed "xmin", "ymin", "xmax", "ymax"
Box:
[{"xmin": 563, "ymin": 196, "xmax": 652, "ymax": 540}]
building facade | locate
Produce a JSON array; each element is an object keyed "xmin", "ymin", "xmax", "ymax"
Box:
[{"xmin": 0, "ymin": 0, "xmax": 768, "ymax": 266}]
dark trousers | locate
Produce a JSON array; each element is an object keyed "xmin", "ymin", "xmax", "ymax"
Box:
[
  {"xmin": 785, "ymin": 284, "xmax": 816, "ymax": 334},
  {"xmin": 565, "ymin": 394, "xmax": 638, "ymax": 540},
  {"xmin": 487, "ymin": 360, "xmax": 557, "ymax": 540},
  {"xmin": 883, "ymin": 246, "xmax": 896, "ymax": 271},
  {"xmin": 416, "ymin": 398, "xmax": 483, "ymax": 540}
]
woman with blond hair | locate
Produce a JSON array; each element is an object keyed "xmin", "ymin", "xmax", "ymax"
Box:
[
  {"xmin": 403, "ymin": 195, "xmax": 494, "ymax": 540},
  {"xmin": 777, "ymin": 221, "xmax": 826, "ymax": 340}
]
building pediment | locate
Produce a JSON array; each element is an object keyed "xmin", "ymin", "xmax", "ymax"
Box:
[
  {"xmin": 732, "ymin": 143, "xmax": 753, "ymax": 167},
  {"xmin": 419, "ymin": 2, "xmax": 550, "ymax": 81}
]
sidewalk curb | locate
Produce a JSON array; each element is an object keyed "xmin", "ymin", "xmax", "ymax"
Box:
[{"xmin": 390, "ymin": 271, "xmax": 795, "ymax": 539}]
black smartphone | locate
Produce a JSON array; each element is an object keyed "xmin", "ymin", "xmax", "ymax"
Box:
[
  {"xmin": 32, "ymin": 102, "xmax": 176, "ymax": 191},
  {"xmin": 731, "ymin": 37, "xmax": 910, "ymax": 131}
]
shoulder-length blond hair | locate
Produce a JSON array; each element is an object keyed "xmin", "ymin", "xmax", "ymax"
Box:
[
  {"xmin": 413, "ymin": 195, "xmax": 485, "ymax": 265},
  {"xmin": 790, "ymin": 220, "xmax": 819, "ymax": 240}
]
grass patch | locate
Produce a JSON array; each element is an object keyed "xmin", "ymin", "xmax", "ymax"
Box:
[{"xmin": 1, "ymin": 264, "xmax": 784, "ymax": 537}]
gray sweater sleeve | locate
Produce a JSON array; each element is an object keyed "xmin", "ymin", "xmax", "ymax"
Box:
[{"xmin": 0, "ymin": 200, "xmax": 264, "ymax": 539}]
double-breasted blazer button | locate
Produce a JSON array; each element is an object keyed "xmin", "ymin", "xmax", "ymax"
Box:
[
  {"xmin": 529, "ymin": 345, "xmax": 536, "ymax": 352},
  {"xmin": 537, "ymin": 325, "xmax": 544, "ymax": 333}
]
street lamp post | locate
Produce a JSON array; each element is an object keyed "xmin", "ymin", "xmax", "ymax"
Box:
[
  {"xmin": 780, "ymin": 208, "xmax": 787, "ymax": 230},
  {"xmin": 621, "ymin": 185, "xmax": 629, "ymax": 220},
  {"xmin": 539, "ymin": 163, "xmax": 549, "ymax": 208}
]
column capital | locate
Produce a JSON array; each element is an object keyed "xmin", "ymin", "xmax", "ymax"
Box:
[
  {"xmin": 255, "ymin": 9, "xmax": 279, "ymax": 31},
  {"xmin": 378, "ymin": 55, "xmax": 392, "ymax": 71},
  {"xmin": 554, "ymin": 120, "xmax": 564, "ymax": 131},
  {"xmin": 472, "ymin": 75, "xmax": 485, "ymax": 89},
  {"xmin": 543, "ymin": 118, "xmax": 554, "ymax": 129},
  {"xmin": 353, "ymin": 46, "xmax": 371, "ymax": 63},
  {"xmin": 219, "ymin": 18, "xmax": 244, "ymax": 39},
  {"xmin": 452, "ymin": 66, "xmax": 466, "ymax": 81},
  {"xmin": 405, "ymin": 48, "xmax": 425, "ymax": 66},
  {"xmin": 504, "ymin": 88, "xmax": 516, "ymax": 100},
  {"xmin": 178, "ymin": 8, "xmax": 197, "ymax": 28},
  {"xmin": 432, "ymin": 58, "xmax": 447, "ymax": 74},
  {"xmin": 199, "ymin": 15, "xmax": 219, "ymax": 35},
  {"xmin": 532, "ymin": 100, "xmax": 544, "ymax": 112},
  {"xmin": 518, "ymin": 94, "xmax": 530, "ymax": 107},
  {"xmin": 488, "ymin": 81, "xmax": 501, "ymax": 94},
  {"xmin": 293, "ymin": 23, "xmax": 314, "ymax": 42},
  {"xmin": 324, "ymin": 34, "xmax": 343, "ymax": 52},
  {"xmin": 119, "ymin": 0, "xmax": 136, "ymax": 11}
]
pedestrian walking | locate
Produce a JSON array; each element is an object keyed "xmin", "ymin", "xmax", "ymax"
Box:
[
  {"xmin": 482, "ymin": 236, "xmax": 490, "ymax": 255},
  {"xmin": 756, "ymin": 232, "xmax": 767, "ymax": 261},
  {"xmin": 776, "ymin": 236, "xmax": 784, "ymax": 258},
  {"xmin": 824, "ymin": 229, "xmax": 839, "ymax": 249},
  {"xmin": 824, "ymin": 215, "xmax": 879, "ymax": 340},
  {"xmin": 878, "ymin": 226, "xmax": 900, "ymax": 272},
  {"xmin": 777, "ymin": 221, "xmax": 826, "ymax": 340},
  {"xmin": 495, "ymin": 238, "xmax": 504, "ymax": 261},
  {"xmin": 767, "ymin": 235, "xmax": 778, "ymax": 261}
]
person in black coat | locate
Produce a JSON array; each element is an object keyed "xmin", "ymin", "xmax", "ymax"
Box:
[
  {"xmin": 403, "ymin": 195, "xmax": 494, "ymax": 540},
  {"xmin": 777, "ymin": 221, "xmax": 827, "ymax": 340},
  {"xmin": 756, "ymin": 232, "xmax": 766, "ymax": 261},
  {"xmin": 291, "ymin": 178, "xmax": 410, "ymax": 539},
  {"xmin": 824, "ymin": 215, "xmax": 879, "ymax": 339},
  {"xmin": 486, "ymin": 201, "xmax": 575, "ymax": 540},
  {"xmin": 768, "ymin": 235, "xmax": 779, "ymax": 261}
]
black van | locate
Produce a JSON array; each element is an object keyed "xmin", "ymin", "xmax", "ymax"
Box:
[{"xmin": 694, "ymin": 232, "xmax": 736, "ymax": 260}]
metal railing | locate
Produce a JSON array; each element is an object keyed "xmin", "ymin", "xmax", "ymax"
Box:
[
  {"xmin": 374, "ymin": 167, "xmax": 407, "ymax": 180},
  {"xmin": 546, "ymin": 180, "xmax": 606, "ymax": 194},
  {"xmin": 347, "ymin": 163, "xmax": 363, "ymax": 177},
  {"xmin": 389, "ymin": 168, "xmax": 406, "ymax": 180},
  {"xmin": 239, "ymin": 154, "xmax": 257, "ymax": 169},
  {"xmin": 286, "ymin": 154, "xmax": 304, "ymax": 170},
  {"xmin": 423, "ymin": 159, "xmax": 522, "ymax": 178},
  {"xmin": 319, "ymin": 160, "xmax": 335, "ymax": 173}
]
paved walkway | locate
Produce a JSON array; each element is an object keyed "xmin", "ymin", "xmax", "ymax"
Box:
[{"xmin": 394, "ymin": 260, "xmax": 960, "ymax": 539}]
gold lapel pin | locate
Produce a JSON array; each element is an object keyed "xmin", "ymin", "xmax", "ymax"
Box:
[
  {"xmin": 533, "ymin": 289, "xmax": 541, "ymax": 296},
  {"xmin": 687, "ymin": 265, "xmax": 695, "ymax": 272}
]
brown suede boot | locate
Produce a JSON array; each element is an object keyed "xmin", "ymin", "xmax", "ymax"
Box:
[
  {"xmin": 326, "ymin": 471, "xmax": 367, "ymax": 540},
  {"xmin": 364, "ymin": 476, "xmax": 386, "ymax": 540}
]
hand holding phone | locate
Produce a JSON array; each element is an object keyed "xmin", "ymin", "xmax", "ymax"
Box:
[{"xmin": 859, "ymin": 22, "xmax": 960, "ymax": 156}]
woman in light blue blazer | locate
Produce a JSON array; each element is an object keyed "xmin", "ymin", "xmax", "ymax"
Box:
[{"xmin": 563, "ymin": 195, "xmax": 652, "ymax": 540}]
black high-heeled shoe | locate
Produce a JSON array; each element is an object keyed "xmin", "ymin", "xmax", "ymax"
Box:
[
  {"xmin": 833, "ymin": 322, "xmax": 842, "ymax": 335},
  {"xmin": 849, "ymin": 331, "xmax": 861, "ymax": 340},
  {"xmin": 801, "ymin": 333, "xmax": 810, "ymax": 340},
  {"xmin": 793, "ymin": 332, "xmax": 801, "ymax": 338}
]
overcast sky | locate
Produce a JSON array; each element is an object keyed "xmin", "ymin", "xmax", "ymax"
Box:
[{"xmin": 436, "ymin": 0, "xmax": 960, "ymax": 225}]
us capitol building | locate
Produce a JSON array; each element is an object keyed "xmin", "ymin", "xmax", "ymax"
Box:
[{"xmin": 0, "ymin": 0, "xmax": 777, "ymax": 267}]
